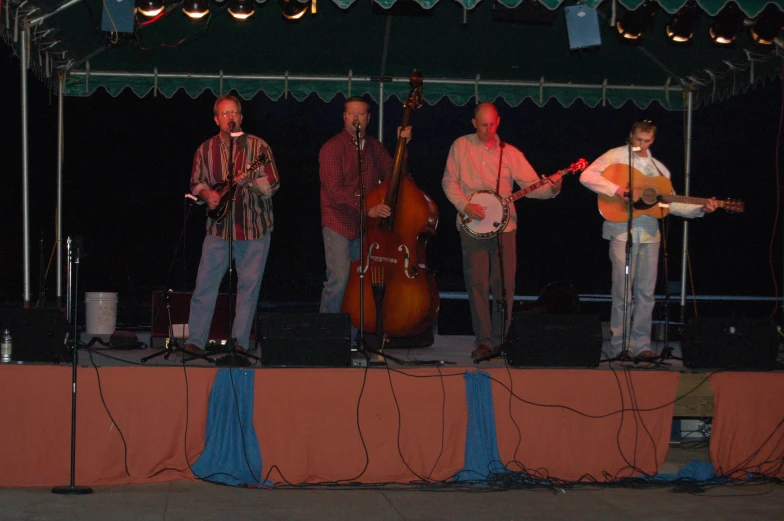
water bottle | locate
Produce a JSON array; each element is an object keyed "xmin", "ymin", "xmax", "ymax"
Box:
[{"xmin": 1, "ymin": 329, "xmax": 11, "ymax": 363}]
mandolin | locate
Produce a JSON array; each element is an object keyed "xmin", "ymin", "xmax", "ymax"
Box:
[{"xmin": 206, "ymin": 154, "xmax": 270, "ymax": 223}]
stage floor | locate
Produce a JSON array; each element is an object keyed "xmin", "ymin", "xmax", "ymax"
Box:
[{"xmin": 70, "ymin": 331, "xmax": 692, "ymax": 370}]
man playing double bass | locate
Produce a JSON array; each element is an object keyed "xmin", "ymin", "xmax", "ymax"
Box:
[
  {"xmin": 318, "ymin": 96, "xmax": 412, "ymax": 314},
  {"xmin": 442, "ymin": 102, "xmax": 561, "ymax": 361}
]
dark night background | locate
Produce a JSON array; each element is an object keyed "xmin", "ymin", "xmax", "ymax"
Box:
[{"xmin": 1, "ymin": 42, "xmax": 782, "ymax": 328}]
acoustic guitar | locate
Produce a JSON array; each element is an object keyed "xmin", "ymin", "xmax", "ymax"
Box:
[
  {"xmin": 598, "ymin": 163, "xmax": 744, "ymax": 222},
  {"xmin": 207, "ymin": 154, "xmax": 270, "ymax": 223}
]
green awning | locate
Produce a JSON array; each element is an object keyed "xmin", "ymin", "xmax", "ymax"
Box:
[{"xmin": 4, "ymin": 0, "xmax": 782, "ymax": 108}]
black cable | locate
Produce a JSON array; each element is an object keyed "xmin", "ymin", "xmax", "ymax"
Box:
[{"xmin": 84, "ymin": 344, "xmax": 131, "ymax": 477}]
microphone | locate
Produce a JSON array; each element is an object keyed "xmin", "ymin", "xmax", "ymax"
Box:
[
  {"xmin": 229, "ymin": 121, "xmax": 235, "ymax": 131},
  {"xmin": 626, "ymin": 137, "xmax": 641, "ymax": 152},
  {"xmin": 353, "ymin": 120, "xmax": 360, "ymax": 129},
  {"xmin": 499, "ymin": 141, "xmax": 506, "ymax": 149}
]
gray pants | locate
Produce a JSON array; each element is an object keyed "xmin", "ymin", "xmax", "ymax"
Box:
[
  {"xmin": 460, "ymin": 228, "xmax": 517, "ymax": 348},
  {"xmin": 609, "ymin": 238, "xmax": 660, "ymax": 356}
]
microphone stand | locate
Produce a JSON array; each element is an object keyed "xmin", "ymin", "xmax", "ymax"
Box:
[
  {"xmin": 475, "ymin": 140, "xmax": 507, "ymax": 363},
  {"xmin": 52, "ymin": 236, "xmax": 92, "ymax": 496},
  {"xmin": 354, "ymin": 122, "xmax": 368, "ymax": 355},
  {"xmin": 215, "ymin": 123, "xmax": 257, "ymax": 367},
  {"xmin": 142, "ymin": 198, "xmax": 213, "ymax": 364},
  {"xmin": 619, "ymin": 141, "xmax": 635, "ymax": 360},
  {"xmin": 655, "ymin": 209, "xmax": 676, "ymax": 366}
]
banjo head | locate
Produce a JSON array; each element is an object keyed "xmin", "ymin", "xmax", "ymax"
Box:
[{"xmin": 461, "ymin": 190, "xmax": 509, "ymax": 239}]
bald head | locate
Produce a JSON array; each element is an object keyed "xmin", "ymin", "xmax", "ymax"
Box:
[{"xmin": 472, "ymin": 103, "xmax": 500, "ymax": 145}]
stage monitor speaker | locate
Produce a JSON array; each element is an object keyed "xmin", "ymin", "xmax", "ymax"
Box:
[
  {"xmin": 506, "ymin": 314, "xmax": 603, "ymax": 368},
  {"xmin": 564, "ymin": 5, "xmax": 602, "ymax": 50},
  {"xmin": 9, "ymin": 308, "xmax": 71, "ymax": 363},
  {"xmin": 259, "ymin": 313, "xmax": 351, "ymax": 368},
  {"xmin": 681, "ymin": 317, "xmax": 779, "ymax": 370}
]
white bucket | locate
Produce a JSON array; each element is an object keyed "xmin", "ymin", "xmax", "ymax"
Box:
[{"xmin": 85, "ymin": 292, "xmax": 118, "ymax": 335}]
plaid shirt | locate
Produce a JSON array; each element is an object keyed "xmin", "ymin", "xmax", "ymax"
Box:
[
  {"xmin": 191, "ymin": 133, "xmax": 280, "ymax": 241},
  {"xmin": 319, "ymin": 129, "xmax": 402, "ymax": 240}
]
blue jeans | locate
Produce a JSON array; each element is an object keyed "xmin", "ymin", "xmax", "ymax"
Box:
[
  {"xmin": 187, "ymin": 233, "xmax": 271, "ymax": 349},
  {"xmin": 609, "ymin": 238, "xmax": 659, "ymax": 356},
  {"xmin": 319, "ymin": 227, "xmax": 360, "ymax": 314}
]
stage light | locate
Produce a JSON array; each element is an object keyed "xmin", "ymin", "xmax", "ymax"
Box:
[
  {"xmin": 280, "ymin": 0, "xmax": 316, "ymax": 21},
  {"xmin": 709, "ymin": 3, "xmax": 743, "ymax": 45},
  {"xmin": 183, "ymin": 0, "xmax": 210, "ymax": 19},
  {"xmin": 136, "ymin": 0, "xmax": 164, "ymax": 18},
  {"xmin": 749, "ymin": 4, "xmax": 784, "ymax": 45},
  {"xmin": 666, "ymin": 4, "xmax": 698, "ymax": 43},
  {"xmin": 229, "ymin": 0, "xmax": 255, "ymax": 20},
  {"xmin": 615, "ymin": 2, "xmax": 657, "ymax": 41}
]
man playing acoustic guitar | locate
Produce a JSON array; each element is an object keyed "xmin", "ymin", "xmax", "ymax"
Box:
[{"xmin": 580, "ymin": 120, "xmax": 717, "ymax": 360}]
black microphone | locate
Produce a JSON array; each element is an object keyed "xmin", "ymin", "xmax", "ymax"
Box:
[
  {"xmin": 499, "ymin": 141, "xmax": 505, "ymax": 149},
  {"xmin": 229, "ymin": 120, "xmax": 236, "ymax": 131}
]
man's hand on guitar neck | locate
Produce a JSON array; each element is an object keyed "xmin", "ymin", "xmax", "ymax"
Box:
[
  {"xmin": 199, "ymin": 188, "xmax": 221, "ymax": 210},
  {"xmin": 702, "ymin": 198, "xmax": 718, "ymax": 213}
]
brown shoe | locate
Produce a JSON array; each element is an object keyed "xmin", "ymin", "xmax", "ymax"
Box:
[
  {"xmin": 183, "ymin": 343, "xmax": 205, "ymax": 355},
  {"xmin": 637, "ymin": 349, "xmax": 656, "ymax": 360},
  {"xmin": 471, "ymin": 344, "xmax": 494, "ymax": 361}
]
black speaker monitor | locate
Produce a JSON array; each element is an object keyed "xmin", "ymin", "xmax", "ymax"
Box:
[
  {"xmin": 259, "ymin": 313, "xmax": 351, "ymax": 368},
  {"xmin": 506, "ymin": 314, "xmax": 603, "ymax": 368},
  {"xmin": 8, "ymin": 308, "xmax": 71, "ymax": 363},
  {"xmin": 681, "ymin": 317, "xmax": 779, "ymax": 370}
]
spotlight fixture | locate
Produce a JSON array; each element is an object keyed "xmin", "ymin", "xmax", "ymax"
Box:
[
  {"xmin": 136, "ymin": 0, "xmax": 164, "ymax": 18},
  {"xmin": 749, "ymin": 4, "xmax": 784, "ymax": 45},
  {"xmin": 280, "ymin": 0, "xmax": 315, "ymax": 21},
  {"xmin": 229, "ymin": 0, "xmax": 255, "ymax": 20},
  {"xmin": 666, "ymin": 4, "xmax": 698, "ymax": 43},
  {"xmin": 183, "ymin": 0, "xmax": 210, "ymax": 19},
  {"xmin": 616, "ymin": 2, "xmax": 657, "ymax": 41},
  {"xmin": 709, "ymin": 3, "xmax": 743, "ymax": 45}
]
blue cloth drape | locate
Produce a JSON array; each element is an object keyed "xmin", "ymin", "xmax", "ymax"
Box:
[
  {"xmin": 456, "ymin": 370, "xmax": 507, "ymax": 483},
  {"xmin": 191, "ymin": 369, "xmax": 271, "ymax": 487}
]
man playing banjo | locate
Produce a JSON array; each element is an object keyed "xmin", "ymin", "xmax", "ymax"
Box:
[{"xmin": 442, "ymin": 103, "xmax": 562, "ymax": 361}]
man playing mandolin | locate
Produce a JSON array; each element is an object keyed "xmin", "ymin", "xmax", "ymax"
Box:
[
  {"xmin": 184, "ymin": 95, "xmax": 280, "ymax": 356},
  {"xmin": 580, "ymin": 120, "xmax": 717, "ymax": 360},
  {"xmin": 442, "ymin": 102, "xmax": 562, "ymax": 361}
]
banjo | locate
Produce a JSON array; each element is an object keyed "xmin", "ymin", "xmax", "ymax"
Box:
[{"xmin": 460, "ymin": 159, "xmax": 588, "ymax": 239}]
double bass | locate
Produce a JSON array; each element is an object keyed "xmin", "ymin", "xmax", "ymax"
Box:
[{"xmin": 340, "ymin": 71, "xmax": 439, "ymax": 340}]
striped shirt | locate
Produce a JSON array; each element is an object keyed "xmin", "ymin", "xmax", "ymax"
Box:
[{"xmin": 191, "ymin": 133, "xmax": 280, "ymax": 241}]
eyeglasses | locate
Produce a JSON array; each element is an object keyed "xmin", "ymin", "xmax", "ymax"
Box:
[{"xmin": 217, "ymin": 110, "xmax": 240, "ymax": 118}]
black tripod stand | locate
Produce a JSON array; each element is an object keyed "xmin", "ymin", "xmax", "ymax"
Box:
[
  {"xmin": 52, "ymin": 236, "xmax": 92, "ymax": 496},
  {"xmin": 141, "ymin": 197, "xmax": 213, "ymax": 364},
  {"xmin": 214, "ymin": 123, "xmax": 260, "ymax": 368},
  {"xmin": 653, "ymin": 208, "xmax": 677, "ymax": 366}
]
